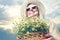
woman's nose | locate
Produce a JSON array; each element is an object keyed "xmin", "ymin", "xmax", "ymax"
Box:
[{"xmin": 30, "ymin": 8, "xmax": 33, "ymax": 11}]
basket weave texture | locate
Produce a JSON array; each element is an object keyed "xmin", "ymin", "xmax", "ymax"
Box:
[{"xmin": 17, "ymin": 32, "xmax": 45, "ymax": 40}]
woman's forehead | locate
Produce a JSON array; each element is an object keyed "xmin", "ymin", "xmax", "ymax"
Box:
[{"xmin": 27, "ymin": 4, "xmax": 37, "ymax": 8}]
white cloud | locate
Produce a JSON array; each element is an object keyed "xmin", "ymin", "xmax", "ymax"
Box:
[
  {"xmin": 0, "ymin": 0, "xmax": 22, "ymax": 32},
  {"xmin": 40, "ymin": 0, "xmax": 60, "ymax": 25},
  {"xmin": 4, "ymin": 5, "xmax": 21, "ymax": 18},
  {"xmin": 0, "ymin": 4, "xmax": 4, "ymax": 8},
  {"xmin": 40, "ymin": 0, "xmax": 60, "ymax": 15},
  {"xmin": 13, "ymin": 0, "xmax": 19, "ymax": 4},
  {"xmin": 0, "ymin": 5, "xmax": 21, "ymax": 31}
]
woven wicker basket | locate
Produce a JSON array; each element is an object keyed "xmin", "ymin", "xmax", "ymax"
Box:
[
  {"xmin": 17, "ymin": 32, "xmax": 44, "ymax": 40},
  {"xmin": 17, "ymin": 32, "xmax": 55, "ymax": 40}
]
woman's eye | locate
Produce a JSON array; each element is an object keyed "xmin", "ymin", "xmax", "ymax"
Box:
[
  {"xmin": 32, "ymin": 6, "xmax": 37, "ymax": 9},
  {"xmin": 26, "ymin": 8, "xmax": 30, "ymax": 11}
]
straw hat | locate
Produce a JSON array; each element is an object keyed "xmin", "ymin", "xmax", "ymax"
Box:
[{"xmin": 20, "ymin": 0, "xmax": 45, "ymax": 19}]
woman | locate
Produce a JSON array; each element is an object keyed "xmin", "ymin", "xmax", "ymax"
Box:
[{"xmin": 17, "ymin": 0, "xmax": 55, "ymax": 40}]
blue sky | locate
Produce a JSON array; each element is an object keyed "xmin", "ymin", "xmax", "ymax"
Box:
[
  {"xmin": 0, "ymin": 0, "xmax": 60, "ymax": 40},
  {"xmin": 0, "ymin": 28, "xmax": 16, "ymax": 40}
]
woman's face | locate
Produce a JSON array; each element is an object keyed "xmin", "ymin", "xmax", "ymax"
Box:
[{"xmin": 26, "ymin": 4, "xmax": 39, "ymax": 18}]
